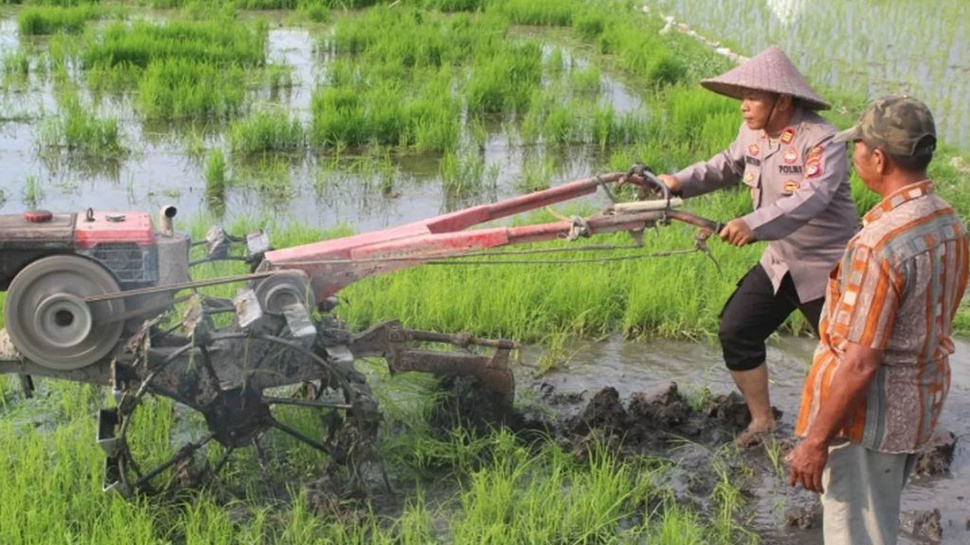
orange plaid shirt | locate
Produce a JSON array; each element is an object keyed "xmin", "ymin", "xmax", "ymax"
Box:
[{"xmin": 795, "ymin": 181, "xmax": 969, "ymax": 452}]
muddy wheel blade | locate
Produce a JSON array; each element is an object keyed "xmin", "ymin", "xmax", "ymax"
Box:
[
  {"xmin": 133, "ymin": 434, "xmax": 214, "ymax": 489},
  {"xmin": 267, "ymin": 418, "xmax": 338, "ymax": 457}
]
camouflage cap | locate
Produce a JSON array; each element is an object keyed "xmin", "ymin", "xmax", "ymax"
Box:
[{"xmin": 833, "ymin": 95, "xmax": 937, "ymax": 156}]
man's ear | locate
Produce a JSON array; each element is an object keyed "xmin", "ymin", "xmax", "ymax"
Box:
[
  {"xmin": 779, "ymin": 94, "xmax": 795, "ymax": 111},
  {"xmin": 873, "ymin": 148, "xmax": 887, "ymax": 175}
]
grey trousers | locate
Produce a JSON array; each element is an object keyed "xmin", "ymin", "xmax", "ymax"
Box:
[{"xmin": 821, "ymin": 440, "xmax": 917, "ymax": 545}]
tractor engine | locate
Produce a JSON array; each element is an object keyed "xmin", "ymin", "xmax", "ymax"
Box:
[{"xmin": 0, "ymin": 207, "xmax": 189, "ymax": 370}]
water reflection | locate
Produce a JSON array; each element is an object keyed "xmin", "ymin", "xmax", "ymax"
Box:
[
  {"xmin": 0, "ymin": 18, "xmax": 640, "ymax": 234},
  {"xmin": 765, "ymin": 0, "xmax": 808, "ymax": 27}
]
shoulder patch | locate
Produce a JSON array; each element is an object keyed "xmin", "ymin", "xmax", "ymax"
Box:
[{"xmin": 780, "ymin": 128, "xmax": 796, "ymax": 144}]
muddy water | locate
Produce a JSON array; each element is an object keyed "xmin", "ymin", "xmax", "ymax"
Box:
[
  {"xmin": 520, "ymin": 336, "xmax": 970, "ymax": 544},
  {"xmin": 0, "ymin": 23, "xmax": 618, "ymax": 234}
]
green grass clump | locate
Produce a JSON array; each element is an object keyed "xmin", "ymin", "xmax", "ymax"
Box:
[
  {"xmin": 496, "ymin": 0, "xmax": 576, "ymax": 26},
  {"xmin": 310, "ymin": 65, "xmax": 460, "ymax": 151},
  {"xmin": 17, "ymin": 5, "xmax": 101, "ymax": 35},
  {"xmin": 465, "ymin": 41, "xmax": 542, "ymax": 114},
  {"xmin": 37, "ymin": 93, "xmax": 124, "ymax": 153},
  {"xmin": 138, "ymin": 58, "xmax": 246, "ymax": 119},
  {"xmin": 84, "ymin": 19, "xmax": 267, "ymax": 69},
  {"xmin": 228, "ymin": 109, "xmax": 305, "ymax": 154}
]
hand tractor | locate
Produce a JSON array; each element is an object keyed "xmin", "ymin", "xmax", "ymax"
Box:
[{"xmin": 0, "ymin": 166, "xmax": 720, "ymax": 496}]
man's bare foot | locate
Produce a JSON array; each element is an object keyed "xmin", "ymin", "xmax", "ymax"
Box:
[{"xmin": 735, "ymin": 424, "xmax": 777, "ymax": 448}]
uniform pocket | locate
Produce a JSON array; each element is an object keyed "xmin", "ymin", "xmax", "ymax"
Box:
[{"xmin": 742, "ymin": 165, "xmax": 761, "ymax": 205}]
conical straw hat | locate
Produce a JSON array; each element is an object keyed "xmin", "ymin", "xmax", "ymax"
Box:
[{"xmin": 700, "ymin": 45, "xmax": 830, "ymax": 110}]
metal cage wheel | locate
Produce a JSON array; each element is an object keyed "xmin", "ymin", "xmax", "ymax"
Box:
[{"xmin": 109, "ymin": 329, "xmax": 371, "ymax": 496}]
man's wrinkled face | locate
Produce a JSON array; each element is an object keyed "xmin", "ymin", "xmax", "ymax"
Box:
[{"xmin": 740, "ymin": 90, "xmax": 779, "ymax": 131}]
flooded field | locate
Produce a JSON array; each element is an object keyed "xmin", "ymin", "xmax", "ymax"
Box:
[
  {"xmin": 0, "ymin": 2, "xmax": 968, "ymax": 543},
  {"xmin": 0, "ymin": 14, "xmax": 632, "ymax": 233},
  {"xmin": 644, "ymin": 0, "xmax": 970, "ymax": 149}
]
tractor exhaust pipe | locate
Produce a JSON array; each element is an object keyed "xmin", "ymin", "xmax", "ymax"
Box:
[{"xmin": 160, "ymin": 206, "xmax": 177, "ymax": 237}]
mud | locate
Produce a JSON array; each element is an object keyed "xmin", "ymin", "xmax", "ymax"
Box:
[{"xmin": 429, "ymin": 373, "xmax": 961, "ymax": 545}]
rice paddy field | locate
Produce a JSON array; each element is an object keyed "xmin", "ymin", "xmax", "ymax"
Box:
[{"xmin": 0, "ymin": 0, "xmax": 968, "ymax": 543}]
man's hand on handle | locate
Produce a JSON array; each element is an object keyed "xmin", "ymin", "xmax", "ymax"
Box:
[
  {"xmin": 657, "ymin": 174, "xmax": 682, "ymax": 195},
  {"xmin": 719, "ymin": 218, "xmax": 756, "ymax": 246}
]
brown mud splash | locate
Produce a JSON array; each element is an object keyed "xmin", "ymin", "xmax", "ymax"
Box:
[
  {"xmin": 304, "ymin": 377, "xmax": 958, "ymax": 543},
  {"xmin": 435, "ymin": 378, "xmax": 958, "ymax": 543}
]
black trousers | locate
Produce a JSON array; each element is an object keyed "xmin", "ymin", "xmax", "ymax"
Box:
[{"xmin": 719, "ymin": 264, "xmax": 824, "ymax": 371}]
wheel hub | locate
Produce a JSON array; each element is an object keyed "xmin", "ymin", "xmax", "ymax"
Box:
[{"xmin": 202, "ymin": 388, "xmax": 271, "ymax": 448}]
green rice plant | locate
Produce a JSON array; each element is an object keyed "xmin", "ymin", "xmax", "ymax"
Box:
[
  {"xmin": 709, "ymin": 456, "xmax": 756, "ymax": 543},
  {"xmin": 37, "ymin": 93, "xmax": 124, "ymax": 153},
  {"xmin": 83, "ymin": 19, "xmax": 267, "ymax": 70},
  {"xmin": 22, "ymin": 175, "xmax": 44, "ymax": 209},
  {"xmin": 309, "ymin": 84, "xmax": 368, "ymax": 147},
  {"xmin": 569, "ymin": 64, "xmax": 601, "ymax": 95},
  {"xmin": 183, "ymin": 126, "xmax": 208, "ymax": 157},
  {"xmin": 234, "ymin": 0, "xmax": 301, "ymax": 8},
  {"xmin": 312, "ymin": 63, "xmax": 460, "ymax": 151},
  {"xmin": 762, "ymin": 435, "xmax": 787, "ymax": 481},
  {"xmin": 205, "ymin": 148, "xmax": 228, "ymax": 201},
  {"xmin": 661, "ymin": 84, "xmax": 739, "ymax": 155},
  {"xmin": 387, "ymin": 495, "xmax": 436, "ymax": 544},
  {"xmin": 18, "ymin": 5, "xmax": 100, "ymax": 35},
  {"xmin": 439, "ymin": 148, "xmax": 498, "ymax": 199},
  {"xmin": 540, "ymin": 101, "xmax": 584, "ymax": 145},
  {"xmin": 0, "ymin": 418, "xmax": 152, "ymax": 545},
  {"xmin": 228, "ymin": 108, "xmax": 305, "ymax": 154},
  {"xmin": 533, "ymin": 327, "xmax": 579, "ymax": 376},
  {"xmin": 572, "ymin": 9, "xmax": 606, "ymax": 40},
  {"xmin": 137, "ymin": 59, "xmax": 247, "ymax": 119},
  {"xmin": 495, "ymin": 0, "xmax": 576, "ymax": 27},
  {"xmin": 263, "ymin": 61, "xmax": 294, "ymax": 97},
  {"xmin": 301, "ymin": 2, "xmax": 330, "ymax": 23},
  {"xmin": 646, "ymin": 499, "xmax": 709, "ymax": 544},
  {"xmin": 515, "ymin": 153, "xmax": 555, "ymax": 192},
  {"xmin": 1, "ymin": 49, "xmax": 30, "ymax": 77},
  {"xmin": 451, "ymin": 434, "xmax": 658, "ymax": 543},
  {"xmin": 682, "ymin": 384, "xmax": 715, "ymax": 412},
  {"xmin": 422, "ymin": 0, "xmax": 487, "ymax": 13},
  {"xmin": 544, "ymin": 46, "xmax": 565, "ymax": 78},
  {"xmin": 41, "ymin": 31, "xmax": 81, "ymax": 76},
  {"xmin": 466, "ymin": 42, "xmax": 542, "ymax": 114},
  {"xmin": 235, "ymin": 155, "xmax": 295, "ymax": 203}
]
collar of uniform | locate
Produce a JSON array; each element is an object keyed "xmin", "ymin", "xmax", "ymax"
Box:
[
  {"xmin": 863, "ymin": 180, "xmax": 934, "ymax": 226},
  {"xmin": 760, "ymin": 108, "xmax": 806, "ymax": 144}
]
